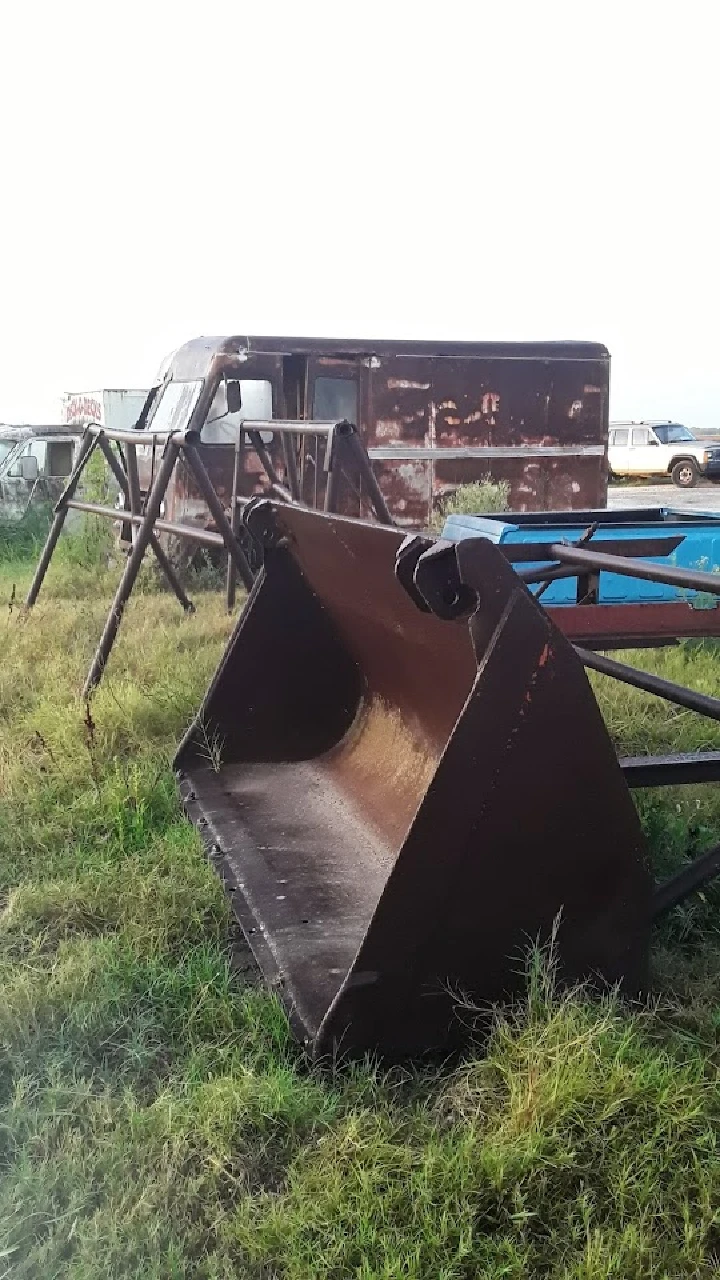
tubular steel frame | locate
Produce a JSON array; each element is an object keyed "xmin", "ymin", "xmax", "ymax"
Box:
[{"xmin": 24, "ymin": 419, "xmax": 394, "ymax": 696}]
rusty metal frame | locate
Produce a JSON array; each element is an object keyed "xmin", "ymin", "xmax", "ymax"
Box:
[
  {"xmin": 24, "ymin": 415, "xmax": 396, "ymax": 694},
  {"xmin": 223, "ymin": 418, "xmax": 394, "ymax": 610},
  {"xmin": 24, "ymin": 423, "xmax": 255, "ymax": 694},
  {"xmin": 92, "ymin": 431, "xmax": 194, "ymax": 612},
  {"xmin": 240, "ymin": 417, "xmax": 393, "ymax": 522},
  {"xmin": 546, "ymin": 602, "xmax": 720, "ymax": 648},
  {"xmin": 82, "ymin": 435, "xmax": 184, "ymax": 695},
  {"xmin": 225, "ymin": 431, "xmax": 243, "ymax": 613}
]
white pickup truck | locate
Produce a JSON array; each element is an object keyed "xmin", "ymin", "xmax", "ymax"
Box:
[{"xmin": 608, "ymin": 420, "xmax": 720, "ymax": 488}]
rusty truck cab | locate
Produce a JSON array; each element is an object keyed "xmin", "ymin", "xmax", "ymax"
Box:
[{"xmin": 134, "ymin": 335, "xmax": 610, "ymax": 534}]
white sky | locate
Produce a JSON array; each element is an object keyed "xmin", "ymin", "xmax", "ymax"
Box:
[{"xmin": 1, "ymin": 1, "xmax": 718, "ymax": 427}]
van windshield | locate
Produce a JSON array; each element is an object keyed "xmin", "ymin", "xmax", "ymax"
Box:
[
  {"xmin": 0, "ymin": 440, "xmax": 14, "ymax": 463},
  {"xmin": 653, "ymin": 424, "xmax": 695, "ymax": 443},
  {"xmin": 147, "ymin": 380, "xmax": 203, "ymax": 434}
]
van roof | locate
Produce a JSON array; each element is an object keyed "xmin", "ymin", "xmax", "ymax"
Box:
[
  {"xmin": 168, "ymin": 334, "xmax": 610, "ymax": 381},
  {"xmin": 232, "ymin": 336, "xmax": 609, "ymax": 359},
  {"xmin": 0, "ymin": 425, "xmax": 83, "ymax": 442}
]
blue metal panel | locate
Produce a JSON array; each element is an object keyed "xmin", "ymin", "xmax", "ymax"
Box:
[{"xmin": 441, "ymin": 508, "xmax": 720, "ymax": 608}]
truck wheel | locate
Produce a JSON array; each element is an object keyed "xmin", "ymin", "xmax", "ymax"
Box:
[{"xmin": 671, "ymin": 459, "xmax": 699, "ymax": 488}]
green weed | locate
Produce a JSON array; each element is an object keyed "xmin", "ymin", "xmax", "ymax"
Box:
[
  {"xmin": 430, "ymin": 477, "xmax": 510, "ymax": 533},
  {"xmin": 0, "ymin": 505, "xmax": 54, "ymax": 565}
]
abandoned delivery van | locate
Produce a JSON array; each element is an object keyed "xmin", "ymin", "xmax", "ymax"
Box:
[{"xmin": 132, "ymin": 335, "xmax": 610, "ymax": 531}]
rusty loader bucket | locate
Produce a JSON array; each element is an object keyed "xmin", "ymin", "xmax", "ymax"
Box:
[{"xmin": 173, "ymin": 499, "xmax": 677, "ymax": 1059}]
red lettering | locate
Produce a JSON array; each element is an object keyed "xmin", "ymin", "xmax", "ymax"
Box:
[{"xmin": 64, "ymin": 395, "xmax": 103, "ymax": 425}]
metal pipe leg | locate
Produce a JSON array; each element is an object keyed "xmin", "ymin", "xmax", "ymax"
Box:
[
  {"xmin": 147, "ymin": 535, "xmax": 196, "ymax": 613},
  {"xmin": 25, "ymin": 429, "xmax": 97, "ymax": 607},
  {"xmin": 226, "ymin": 438, "xmax": 242, "ymax": 612},
  {"xmin": 282, "ymin": 431, "xmax": 301, "ymax": 500},
  {"xmin": 653, "ymin": 840, "xmax": 720, "ymax": 918},
  {"xmin": 324, "ymin": 427, "xmax": 343, "ymax": 513},
  {"xmin": 183, "ymin": 441, "xmax": 255, "ymax": 591},
  {"xmin": 123, "ymin": 439, "xmax": 142, "ymax": 547},
  {"xmin": 94, "ymin": 433, "xmax": 194, "ymax": 614},
  {"xmin": 82, "ymin": 437, "xmax": 180, "ymax": 697},
  {"xmin": 341, "ymin": 424, "xmax": 394, "ymax": 524}
]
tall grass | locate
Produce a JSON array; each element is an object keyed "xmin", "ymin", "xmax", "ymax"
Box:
[
  {"xmin": 0, "ymin": 504, "xmax": 54, "ymax": 564},
  {"xmin": 0, "ymin": 554, "xmax": 719, "ymax": 1276},
  {"xmin": 431, "ymin": 477, "xmax": 510, "ymax": 533}
]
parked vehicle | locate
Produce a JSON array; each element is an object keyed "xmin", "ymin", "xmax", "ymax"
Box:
[
  {"xmin": 608, "ymin": 420, "xmax": 720, "ymax": 488},
  {"xmin": 131, "ymin": 335, "xmax": 611, "ymax": 538},
  {"xmin": 0, "ymin": 425, "xmax": 83, "ymax": 520}
]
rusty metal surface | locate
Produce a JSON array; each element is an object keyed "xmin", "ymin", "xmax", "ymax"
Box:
[
  {"xmin": 547, "ymin": 601, "xmax": 720, "ymax": 647},
  {"xmin": 165, "ymin": 334, "xmax": 608, "ymax": 369},
  {"xmin": 364, "ymin": 351, "xmax": 609, "ymax": 524},
  {"xmin": 143, "ymin": 335, "xmax": 610, "ymax": 537},
  {"xmin": 165, "ymin": 423, "xmax": 391, "ymax": 545},
  {"xmin": 621, "ymin": 754, "xmax": 720, "ymax": 787},
  {"xmin": 176, "ymin": 501, "xmax": 654, "ymax": 1060}
]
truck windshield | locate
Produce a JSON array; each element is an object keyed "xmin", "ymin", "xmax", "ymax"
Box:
[
  {"xmin": 0, "ymin": 441, "xmax": 14, "ymax": 464},
  {"xmin": 653, "ymin": 424, "xmax": 695, "ymax": 443}
]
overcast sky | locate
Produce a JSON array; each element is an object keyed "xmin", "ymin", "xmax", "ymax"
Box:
[{"xmin": 1, "ymin": 1, "xmax": 718, "ymax": 427}]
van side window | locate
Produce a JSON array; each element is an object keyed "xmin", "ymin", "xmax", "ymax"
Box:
[
  {"xmin": 631, "ymin": 428, "xmax": 650, "ymax": 447},
  {"xmin": 202, "ymin": 379, "xmax": 274, "ymax": 444},
  {"xmin": 237, "ymin": 379, "xmax": 273, "ymax": 421},
  {"xmin": 313, "ymin": 378, "xmax": 358, "ymax": 424},
  {"xmin": 612, "ymin": 429, "xmax": 629, "ymax": 446},
  {"xmin": 47, "ymin": 441, "xmax": 74, "ymax": 477},
  {"xmin": 27, "ymin": 441, "xmax": 47, "ymax": 471}
]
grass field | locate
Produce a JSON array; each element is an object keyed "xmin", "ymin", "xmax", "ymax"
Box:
[{"xmin": 1, "ymin": 520, "xmax": 720, "ymax": 1277}]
